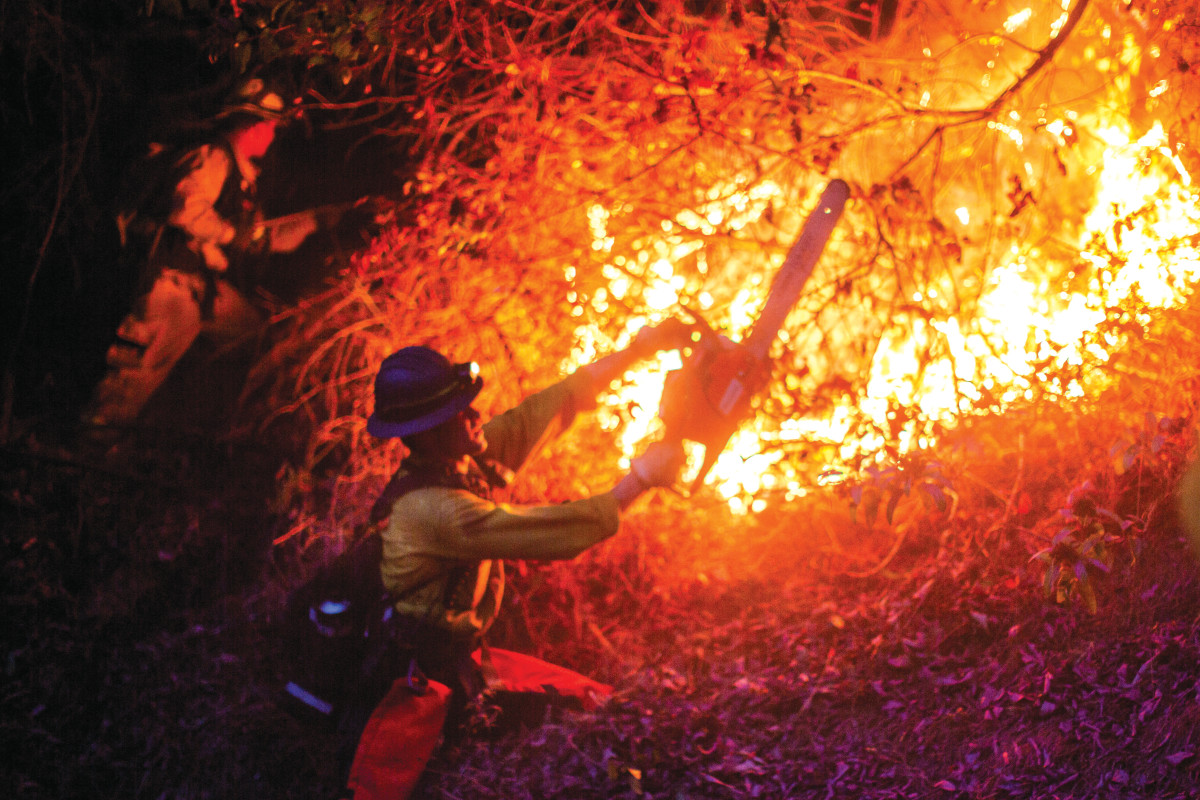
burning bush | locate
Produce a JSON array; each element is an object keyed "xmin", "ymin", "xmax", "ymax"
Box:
[{"xmin": 232, "ymin": 1, "xmax": 1199, "ymax": 544}]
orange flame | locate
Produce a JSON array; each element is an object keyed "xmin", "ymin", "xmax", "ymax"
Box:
[{"xmin": 567, "ymin": 121, "xmax": 1198, "ymax": 512}]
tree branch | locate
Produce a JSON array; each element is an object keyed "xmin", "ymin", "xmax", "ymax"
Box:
[{"xmin": 889, "ymin": 0, "xmax": 1092, "ymax": 179}]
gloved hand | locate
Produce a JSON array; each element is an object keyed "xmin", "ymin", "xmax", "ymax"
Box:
[
  {"xmin": 631, "ymin": 318, "xmax": 697, "ymax": 357},
  {"xmin": 268, "ymin": 209, "xmax": 321, "ymax": 253},
  {"xmin": 630, "ymin": 440, "xmax": 687, "ymax": 488}
]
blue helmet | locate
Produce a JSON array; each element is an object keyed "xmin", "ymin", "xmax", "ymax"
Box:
[{"xmin": 366, "ymin": 346, "xmax": 482, "ymax": 439}]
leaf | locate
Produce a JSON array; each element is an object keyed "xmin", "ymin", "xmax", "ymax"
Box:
[
  {"xmin": 1079, "ymin": 580, "xmax": 1098, "ymax": 614},
  {"xmin": 626, "ymin": 767, "xmax": 643, "ymax": 795},
  {"xmin": 234, "ymin": 42, "xmax": 252, "ymax": 73},
  {"xmin": 859, "ymin": 490, "xmax": 880, "ymax": 526},
  {"xmin": 1044, "ymin": 563, "xmax": 1059, "ymax": 599},
  {"xmin": 885, "ymin": 489, "xmax": 901, "ymax": 524},
  {"xmin": 1051, "ymin": 527, "xmax": 1073, "ymax": 546},
  {"xmin": 921, "ymin": 481, "xmax": 947, "ymax": 511}
]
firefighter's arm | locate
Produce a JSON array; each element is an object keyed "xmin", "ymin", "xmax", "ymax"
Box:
[
  {"xmin": 263, "ymin": 209, "xmax": 320, "ymax": 253},
  {"xmin": 432, "ymin": 444, "xmax": 682, "ymax": 560},
  {"xmin": 482, "ymin": 374, "xmax": 592, "ymax": 471},
  {"xmin": 578, "ymin": 318, "xmax": 695, "ymax": 392},
  {"xmin": 169, "ymin": 145, "xmax": 236, "ymax": 263},
  {"xmin": 482, "ymin": 319, "xmax": 694, "ymax": 473},
  {"xmin": 262, "ymin": 199, "xmax": 378, "ymax": 253}
]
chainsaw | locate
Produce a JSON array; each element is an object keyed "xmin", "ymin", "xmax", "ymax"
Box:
[{"xmin": 658, "ymin": 178, "xmax": 850, "ymax": 494}]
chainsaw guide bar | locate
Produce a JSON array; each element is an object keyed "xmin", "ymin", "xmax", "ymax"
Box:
[
  {"xmin": 658, "ymin": 178, "xmax": 850, "ymax": 494},
  {"xmin": 744, "ymin": 178, "xmax": 850, "ymax": 360}
]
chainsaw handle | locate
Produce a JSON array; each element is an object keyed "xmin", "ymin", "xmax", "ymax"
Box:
[
  {"xmin": 656, "ymin": 328, "xmax": 756, "ymax": 497},
  {"xmin": 675, "ymin": 305, "xmax": 720, "ymax": 350},
  {"xmin": 657, "ymin": 424, "xmax": 737, "ymax": 498},
  {"xmin": 651, "ymin": 178, "xmax": 849, "ymax": 497}
]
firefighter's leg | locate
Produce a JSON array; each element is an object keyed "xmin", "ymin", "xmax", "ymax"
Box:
[{"xmin": 84, "ymin": 269, "xmax": 203, "ymax": 428}]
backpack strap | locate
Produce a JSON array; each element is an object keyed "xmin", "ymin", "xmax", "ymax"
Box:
[{"xmin": 368, "ymin": 456, "xmax": 509, "ymax": 524}]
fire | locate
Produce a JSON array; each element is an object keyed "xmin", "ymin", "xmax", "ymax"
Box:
[
  {"xmin": 1082, "ymin": 123, "xmax": 1198, "ymax": 307},
  {"xmin": 862, "ymin": 121, "xmax": 1197, "ymax": 443},
  {"xmin": 556, "ymin": 10, "xmax": 1200, "ymax": 514},
  {"xmin": 562, "ymin": 113, "xmax": 1199, "ymax": 514}
]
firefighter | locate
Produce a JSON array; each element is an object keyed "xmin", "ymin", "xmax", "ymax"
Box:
[
  {"xmin": 83, "ymin": 77, "xmax": 336, "ymax": 431},
  {"xmin": 344, "ymin": 323, "xmax": 690, "ymax": 798}
]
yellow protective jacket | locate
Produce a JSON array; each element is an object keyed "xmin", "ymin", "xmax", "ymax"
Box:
[{"xmin": 378, "ymin": 371, "xmax": 620, "ymax": 638}]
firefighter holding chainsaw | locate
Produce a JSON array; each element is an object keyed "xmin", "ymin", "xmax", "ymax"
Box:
[{"xmin": 343, "ymin": 323, "xmax": 691, "ymax": 798}]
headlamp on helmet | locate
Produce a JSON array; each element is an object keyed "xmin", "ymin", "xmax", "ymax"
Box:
[{"xmin": 366, "ymin": 347, "xmax": 483, "ymax": 439}]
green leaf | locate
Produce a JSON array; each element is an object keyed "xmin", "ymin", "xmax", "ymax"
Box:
[
  {"xmin": 1079, "ymin": 580, "xmax": 1098, "ymax": 614},
  {"xmin": 885, "ymin": 490, "xmax": 901, "ymax": 524},
  {"xmin": 1043, "ymin": 563, "xmax": 1059, "ymax": 599},
  {"xmin": 234, "ymin": 43, "xmax": 252, "ymax": 73}
]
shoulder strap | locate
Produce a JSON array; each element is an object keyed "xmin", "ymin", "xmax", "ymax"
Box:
[
  {"xmin": 369, "ymin": 470, "xmax": 439, "ymax": 524},
  {"xmin": 368, "ymin": 456, "xmax": 510, "ymax": 525}
]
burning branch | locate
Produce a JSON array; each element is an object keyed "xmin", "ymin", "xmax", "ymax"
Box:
[
  {"xmin": 892, "ymin": 0, "xmax": 1093, "ymax": 179},
  {"xmin": 983, "ymin": 0, "xmax": 1091, "ymax": 116}
]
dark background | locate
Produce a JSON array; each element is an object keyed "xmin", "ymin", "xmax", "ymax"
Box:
[{"xmin": 1, "ymin": 4, "xmax": 408, "ymax": 433}]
